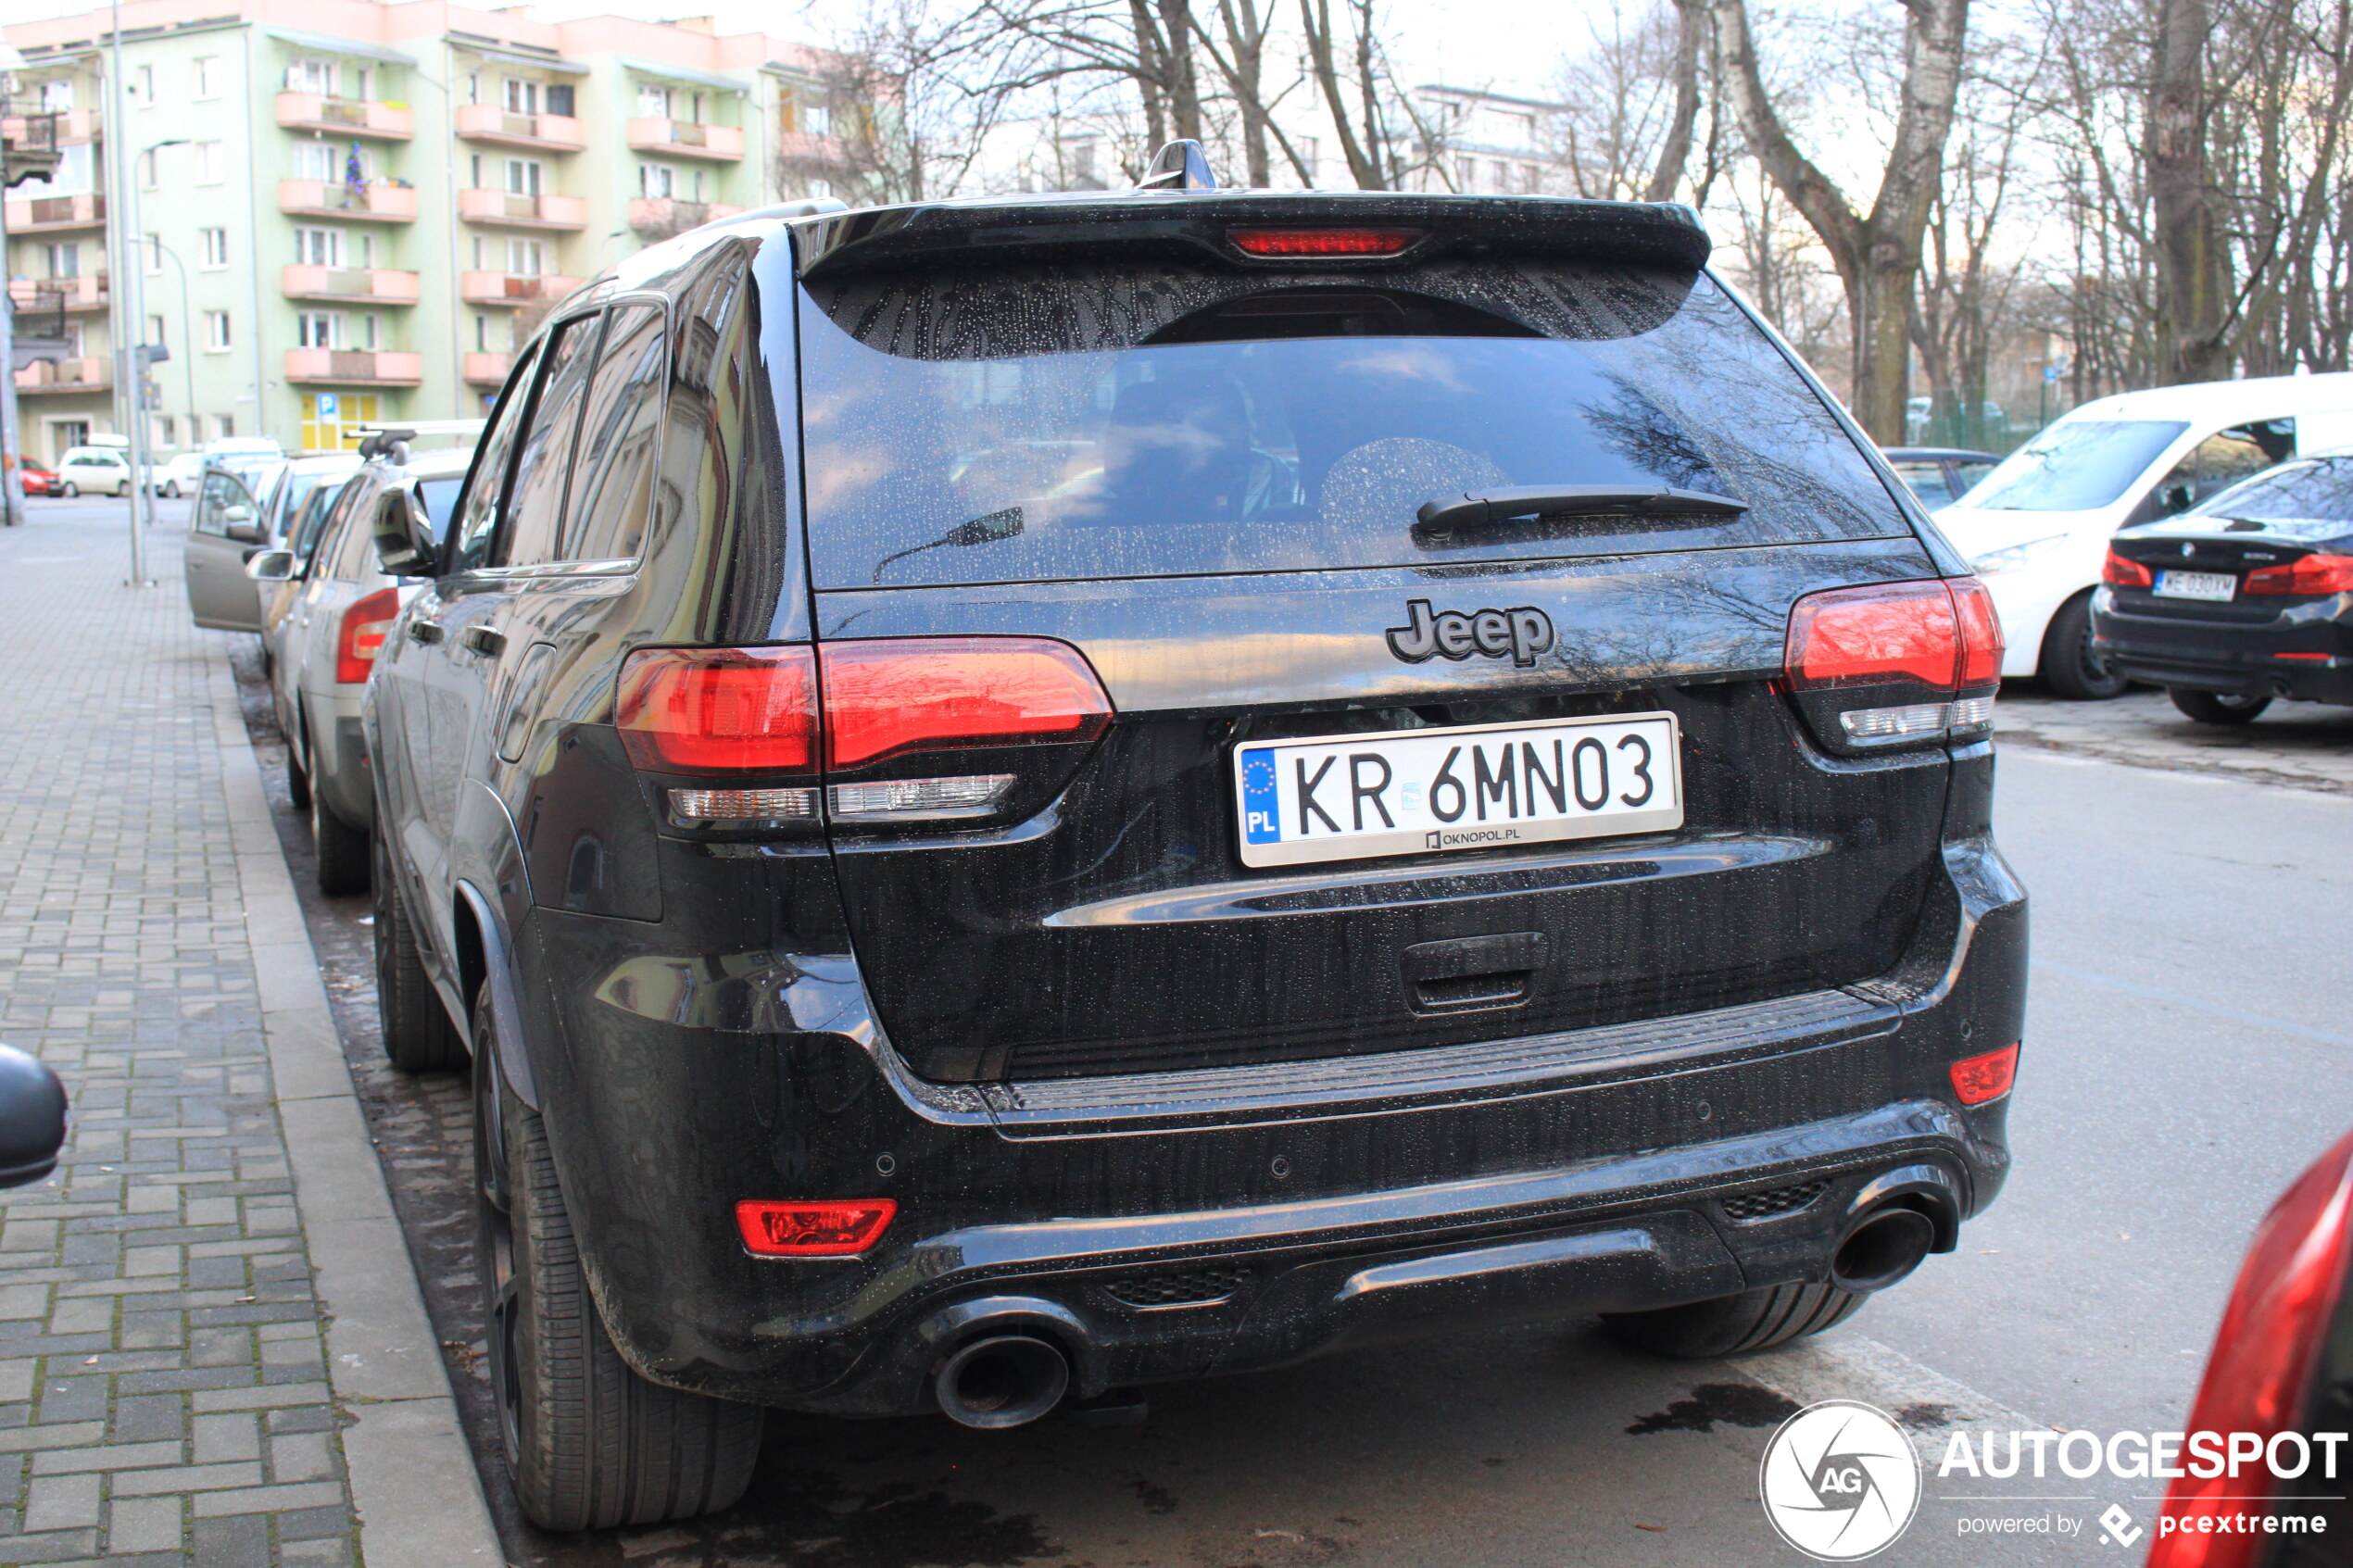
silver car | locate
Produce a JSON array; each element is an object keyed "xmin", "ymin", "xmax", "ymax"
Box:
[
  {"xmin": 247, "ymin": 445, "xmax": 472, "ymax": 893},
  {"xmin": 184, "ymin": 454, "xmax": 354, "ymax": 633}
]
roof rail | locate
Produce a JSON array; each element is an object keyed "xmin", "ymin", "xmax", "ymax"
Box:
[{"xmin": 1139, "ymin": 140, "xmax": 1217, "ymax": 191}]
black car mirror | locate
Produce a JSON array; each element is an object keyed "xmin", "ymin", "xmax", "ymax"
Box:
[
  {"xmin": 372, "ymin": 488, "xmax": 440, "ymax": 577},
  {"xmin": 245, "ymin": 548, "xmax": 297, "ymax": 582},
  {"xmin": 0, "ymin": 1044, "xmax": 68, "ymax": 1190},
  {"xmin": 225, "ymin": 522, "xmax": 264, "ymax": 546}
]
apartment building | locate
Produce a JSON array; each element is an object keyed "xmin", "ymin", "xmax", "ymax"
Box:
[{"xmin": 2, "ymin": 0, "xmax": 866, "ymax": 462}]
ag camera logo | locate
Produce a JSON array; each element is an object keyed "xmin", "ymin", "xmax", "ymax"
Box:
[{"xmin": 1760, "ymin": 1399, "xmax": 1921, "ymax": 1560}]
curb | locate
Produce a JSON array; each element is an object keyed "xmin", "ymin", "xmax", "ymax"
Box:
[{"xmin": 208, "ymin": 650, "xmax": 506, "ymax": 1568}]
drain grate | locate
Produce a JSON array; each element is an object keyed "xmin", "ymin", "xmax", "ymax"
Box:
[
  {"xmin": 1103, "ymin": 1264, "xmax": 1255, "ymax": 1308},
  {"xmin": 1721, "ymin": 1179, "xmax": 1830, "ymax": 1223}
]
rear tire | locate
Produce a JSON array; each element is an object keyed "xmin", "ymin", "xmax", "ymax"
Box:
[
  {"xmin": 2169, "ymin": 687, "xmax": 2271, "ymax": 725},
  {"xmin": 1601, "ymin": 1282, "xmax": 1866, "ymax": 1360},
  {"xmin": 311, "ymin": 785, "xmax": 371, "ymax": 897},
  {"xmin": 2038, "ymin": 592, "xmax": 2129, "ymax": 700},
  {"xmin": 60, "ymin": 483, "xmax": 76, "ymax": 499},
  {"xmin": 475, "ymin": 1000, "xmax": 762, "ymax": 1530},
  {"xmin": 373, "ymin": 828, "xmax": 462, "ymax": 1072},
  {"xmin": 285, "ymin": 747, "xmax": 312, "ymax": 813}
]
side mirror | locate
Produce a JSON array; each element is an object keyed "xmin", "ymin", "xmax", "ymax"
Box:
[
  {"xmin": 225, "ymin": 522, "xmax": 264, "ymax": 546},
  {"xmin": 0, "ymin": 1044, "xmax": 68, "ymax": 1190},
  {"xmin": 372, "ymin": 488, "xmax": 440, "ymax": 577},
  {"xmin": 245, "ymin": 548, "xmax": 297, "ymax": 582},
  {"xmin": 222, "ymin": 503, "xmax": 254, "ymax": 524}
]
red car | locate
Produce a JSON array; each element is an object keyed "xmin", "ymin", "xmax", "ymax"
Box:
[
  {"xmin": 2151, "ymin": 1128, "xmax": 2353, "ymax": 1563},
  {"xmin": 14, "ymin": 465, "xmax": 58, "ymax": 497}
]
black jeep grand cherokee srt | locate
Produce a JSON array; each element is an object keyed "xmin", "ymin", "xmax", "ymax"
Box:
[{"xmin": 363, "ymin": 174, "xmax": 2026, "ymax": 1530}]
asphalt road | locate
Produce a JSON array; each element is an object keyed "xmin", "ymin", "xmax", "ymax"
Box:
[{"xmin": 39, "ymin": 496, "xmax": 2347, "ymax": 1567}]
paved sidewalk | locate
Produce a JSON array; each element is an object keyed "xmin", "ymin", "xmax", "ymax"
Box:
[{"xmin": 0, "ymin": 509, "xmax": 497, "ymax": 1567}]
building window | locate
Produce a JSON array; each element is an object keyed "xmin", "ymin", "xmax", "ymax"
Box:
[
  {"xmin": 639, "ymin": 162, "xmax": 677, "ymax": 198},
  {"xmin": 213, "ymin": 415, "xmax": 234, "ymax": 440},
  {"xmin": 147, "ymin": 314, "xmax": 166, "ymax": 348},
  {"xmin": 143, "ymin": 234, "xmax": 162, "ymax": 274},
  {"xmin": 546, "ymin": 83, "xmax": 573, "ymax": 117},
  {"xmin": 139, "ymin": 148, "xmax": 158, "ymax": 189},
  {"xmin": 194, "ymin": 56, "xmax": 220, "ymax": 99},
  {"xmin": 503, "ymin": 78, "xmax": 538, "ymax": 115},
  {"xmin": 285, "ymin": 57, "xmax": 334, "ymax": 94},
  {"xmin": 474, "ymin": 314, "xmax": 489, "ymax": 351},
  {"xmin": 636, "ymin": 82, "xmax": 673, "ymax": 119},
  {"xmin": 296, "ymin": 312, "xmax": 337, "ymax": 349},
  {"xmin": 806, "ymin": 177, "xmax": 832, "ymax": 199},
  {"xmin": 505, "ymin": 157, "xmax": 543, "ymax": 196},
  {"xmin": 198, "ymin": 228, "xmax": 228, "ymax": 268},
  {"xmin": 38, "ymin": 80, "xmax": 73, "ymax": 112},
  {"xmin": 157, "ymin": 414, "xmax": 177, "ymax": 448},
  {"xmin": 506, "ymin": 238, "xmax": 544, "ymax": 276},
  {"xmin": 134, "ymin": 64, "xmax": 155, "ymax": 104},
  {"xmin": 293, "ymin": 227, "xmax": 343, "ymax": 267},
  {"xmin": 195, "ymin": 142, "xmax": 225, "ymax": 184},
  {"xmin": 203, "ymin": 311, "xmax": 232, "ymax": 351},
  {"xmin": 44, "ymin": 243, "xmax": 79, "ymax": 278},
  {"xmin": 359, "ymin": 314, "xmax": 380, "ymax": 351}
]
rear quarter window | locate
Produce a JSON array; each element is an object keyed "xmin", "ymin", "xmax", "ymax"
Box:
[{"xmin": 795, "ymin": 258, "xmax": 1910, "ymax": 588}]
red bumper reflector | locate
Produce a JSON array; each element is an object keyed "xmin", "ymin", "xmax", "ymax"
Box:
[
  {"xmin": 736, "ymin": 1198, "xmax": 897, "ymax": 1257},
  {"xmin": 1228, "ymin": 227, "xmax": 1422, "ymax": 257},
  {"xmin": 1949, "ymin": 1044, "xmax": 2020, "ymax": 1107}
]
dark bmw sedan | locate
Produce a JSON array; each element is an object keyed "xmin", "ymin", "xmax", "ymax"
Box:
[
  {"xmin": 2093, "ymin": 455, "xmax": 2353, "ymax": 724},
  {"xmin": 361, "ymin": 157, "xmax": 2028, "ymax": 1529}
]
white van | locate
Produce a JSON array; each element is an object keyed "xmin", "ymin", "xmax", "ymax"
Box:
[{"xmin": 1934, "ymin": 372, "xmax": 2353, "ymax": 696}]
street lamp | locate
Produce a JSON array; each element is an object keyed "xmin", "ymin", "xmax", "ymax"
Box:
[{"xmin": 125, "ymin": 137, "xmax": 185, "ymax": 496}]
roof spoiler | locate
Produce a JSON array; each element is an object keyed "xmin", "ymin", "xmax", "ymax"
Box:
[{"xmin": 793, "ymin": 193, "xmax": 1711, "ymax": 281}]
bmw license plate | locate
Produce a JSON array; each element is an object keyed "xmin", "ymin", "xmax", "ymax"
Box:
[
  {"xmin": 2154, "ymin": 570, "xmax": 2237, "ymax": 602},
  {"xmin": 1233, "ymin": 712, "xmax": 1683, "ymax": 869}
]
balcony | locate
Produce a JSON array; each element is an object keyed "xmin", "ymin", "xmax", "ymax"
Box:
[
  {"xmin": 278, "ymin": 180, "xmax": 417, "ymax": 222},
  {"xmin": 14, "ymin": 357, "xmax": 108, "ymax": 394},
  {"xmin": 457, "ymin": 189, "xmax": 587, "ymax": 231},
  {"xmin": 282, "ymin": 265, "xmax": 421, "ymax": 306},
  {"xmin": 284, "ymin": 348, "xmax": 423, "ymax": 387},
  {"xmin": 7, "ymin": 274, "xmax": 107, "ymax": 313},
  {"xmin": 462, "ymin": 352, "xmax": 512, "ymax": 385},
  {"xmin": 3, "ymin": 107, "xmax": 99, "ymax": 146},
  {"xmin": 453, "ymin": 103, "xmax": 585, "ymax": 153},
  {"xmin": 459, "ymin": 270, "xmax": 586, "ymax": 307},
  {"xmin": 627, "ymin": 197, "xmax": 744, "ymax": 240},
  {"xmin": 3, "ymin": 192, "xmax": 105, "ymax": 232},
  {"xmin": 624, "ymin": 118, "xmax": 744, "ymax": 161},
  {"xmin": 275, "ymin": 93, "xmax": 414, "ymax": 142}
]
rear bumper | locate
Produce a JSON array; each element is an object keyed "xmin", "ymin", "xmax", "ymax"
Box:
[
  {"xmin": 523, "ymin": 819, "xmax": 2026, "ymax": 1416},
  {"xmin": 2091, "ymin": 587, "xmax": 2353, "ymax": 703}
]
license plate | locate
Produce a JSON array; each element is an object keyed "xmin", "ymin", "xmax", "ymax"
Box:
[
  {"xmin": 2154, "ymin": 570, "xmax": 2237, "ymax": 602},
  {"xmin": 1233, "ymin": 712, "xmax": 1683, "ymax": 869}
]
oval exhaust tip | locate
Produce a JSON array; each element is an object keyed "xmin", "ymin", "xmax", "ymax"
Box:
[
  {"xmin": 1831, "ymin": 1207, "xmax": 1936, "ymax": 1294},
  {"xmin": 935, "ymin": 1334, "xmax": 1070, "ymax": 1430}
]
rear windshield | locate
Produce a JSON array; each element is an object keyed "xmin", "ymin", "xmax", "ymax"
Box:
[
  {"xmin": 795, "ymin": 259, "xmax": 1909, "ymax": 587},
  {"xmin": 2158, "ymin": 457, "xmax": 2353, "ymax": 540},
  {"xmin": 1964, "ymin": 420, "xmax": 2189, "ymax": 512}
]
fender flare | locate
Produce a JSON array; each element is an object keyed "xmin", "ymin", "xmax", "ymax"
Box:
[{"xmin": 455, "ymin": 879, "xmax": 542, "ymax": 1110}]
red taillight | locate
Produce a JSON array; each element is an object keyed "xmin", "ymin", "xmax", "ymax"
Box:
[
  {"xmin": 2245, "ymin": 553, "xmax": 2353, "ymax": 596},
  {"xmin": 2150, "ymin": 1131, "xmax": 2353, "ymax": 1567},
  {"xmin": 334, "ymin": 587, "xmax": 401, "ymax": 686},
  {"xmin": 1785, "ymin": 580, "xmax": 1963, "ymax": 691},
  {"xmin": 1948, "ymin": 1043, "xmax": 2019, "ymax": 1106},
  {"xmin": 1949, "ymin": 577, "xmax": 2005, "ymax": 689},
  {"xmin": 615, "ymin": 646, "xmax": 819, "ymax": 773},
  {"xmin": 735, "ymin": 1198, "xmax": 897, "ymax": 1257},
  {"xmin": 818, "ymin": 638, "xmax": 1111, "ymax": 769},
  {"xmin": 2103, "ymin": 550, "xmax": 2155, "ymax": 588},
  {"xmin": 1228, "ymin": 227, "xmax": 1423, "ymax": 257},
  {"xmin": 614, "ymin": 638, "xmax": 1112, "ymax": 780}
]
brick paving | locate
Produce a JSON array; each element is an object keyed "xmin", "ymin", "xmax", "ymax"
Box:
[{"xmin": 0, "ymin": 511, "xmax": 359, "ymax": 1567}]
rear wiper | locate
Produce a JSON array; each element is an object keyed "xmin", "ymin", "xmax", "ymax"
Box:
[
  {"xmin": 1415, "ymin": 485, "xmax": 1747, "ymax": 535},
  {"xmin": 870, "ymin": 507, "xmax": 1023, "ymax": 583}
]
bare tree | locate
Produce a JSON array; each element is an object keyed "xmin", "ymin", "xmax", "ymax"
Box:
[
  {"xmin": 1299, "ymin": 0, "xmax": 1405, "ymax": 187},
  {"xmin": 1705, "ymin": 0, "xmax": 1970, "ymax": 441}
]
